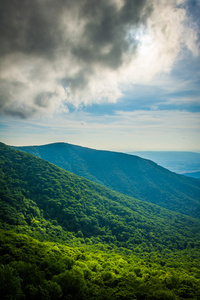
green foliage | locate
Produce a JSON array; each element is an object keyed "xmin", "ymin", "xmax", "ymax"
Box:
[
  {"xmin": 1, "ymin": 143, "xmax": 200, "ymax": 299},
  {"xmin": 1, "ymin": 142, "xmax": 200, "ymax": 253},
  {"xmin": 0, "ymin": 264, "xmax": 23, "ymax": 300},
  {"xmin": 0, "ymin": 229, "xmax": 200, "ymax": 300},
  {"xmin": 13, "ymin": 142, "xmax": 200, "ymax": 218}
]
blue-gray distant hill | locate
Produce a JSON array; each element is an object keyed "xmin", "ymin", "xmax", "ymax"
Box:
[
  {"xmin": 183, "ymin": 171, "xmax": 200, "ymax": 179},
  {"xmin": 129, "ymin": 151, "xmax": 200, "ymax": 179},
  {"xmin": 13, "ymin": 142, "xmax": 200, "ymax": 219}
]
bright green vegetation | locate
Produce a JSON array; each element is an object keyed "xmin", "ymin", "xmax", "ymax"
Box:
[
  {"xmin": 1, "ymin": 143, "xmax": 200, "ymax": 299},
  {"xmin": 1, "ymin": 143, "xmax": 200, "ymax": 252},
  {"xmin": 1, "ymin": 229, "xmax": 200, "ymax": 300},
  {"xmin": 13, "ymin": 142, "xmax": 200, "ymax": 219}
]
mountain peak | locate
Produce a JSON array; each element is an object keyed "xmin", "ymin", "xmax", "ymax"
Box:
[{"xmin": 13, "ymin": 142, "xmax": 200, "ymax": 219}]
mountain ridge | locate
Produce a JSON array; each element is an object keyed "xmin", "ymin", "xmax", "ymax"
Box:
[
  {"xmin": 13, "ymin": 142, "xmax": 200, "ymax": 219},
  {"xmin": 1, "ymin": 142, "xmax": 200, "ymax": 251},
  {"xmin": 1, "ymin": 142, "xmax": 200, "ymax": 299}
]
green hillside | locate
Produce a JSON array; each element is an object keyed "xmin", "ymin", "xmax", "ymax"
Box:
[
  {"xmin": 1, "ymin": 229, "xmax": 200, "ymax": 300},
  {"xmin": 13, "ymin": 142, "xmax": 200, "ymax": 219},
  {"xmin": 1, "ymin": 142, "xmax": 200, "ymax": 252},
  {"xmin": 1, "ymin": 143, "xmax": 200, "ymax": 299}
]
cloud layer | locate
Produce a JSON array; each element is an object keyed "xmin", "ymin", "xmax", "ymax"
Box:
[{"xmin": 0, "ymin": 0, "xmax": 199, "ymax": 118}]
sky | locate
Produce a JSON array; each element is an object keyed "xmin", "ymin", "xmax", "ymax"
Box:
[{"xmin": 0, "ymin": 0, "xmax": 200, "ymax": 152}]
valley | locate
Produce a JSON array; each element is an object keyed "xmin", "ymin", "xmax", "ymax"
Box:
[
  {"xmin": 13, "ymin": 142, "xmax": 200, "ymax": 219},
  {"xmin": 1, "ymin": 142, "xmax": 200, "ymax": 299},
  {"xmin": 129, "ymin": 151, "xmax": 200, "ymax": 179}
]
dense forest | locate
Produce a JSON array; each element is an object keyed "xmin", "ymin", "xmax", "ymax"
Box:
[
  {"xmin": 13, "ymin": 142, "xmax": 200, "ymax": 219},
  {"xmin": 1, "ymin": 142, "xmax": 200, "ymax": 299},
  {"xmin": 1, "ymin": 229, "xmax": 200, "ymax": 300}
]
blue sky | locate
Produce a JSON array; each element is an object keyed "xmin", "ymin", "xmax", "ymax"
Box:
[{"xmin": 0, "ymin": 0, "xmax": 200, "ymax": 151}]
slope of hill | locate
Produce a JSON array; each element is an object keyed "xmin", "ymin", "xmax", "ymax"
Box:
[
  {"xmin": 129, "ymin": 151, "xmax": 200, "ymax": 179},
  {"xmin": 1, "ymin": 143, "xmax": 200, "ymax": 299},
  {"xmin": 1, "ymin": 229, "xmax": 200, "ymax": 300},
  {"xmin": 13, "ymin": 142, "xmax": 200, "ymax": 219},
  {"xmin": 1, "ymin": 142, "xmax": 200, "ymax": 252}
]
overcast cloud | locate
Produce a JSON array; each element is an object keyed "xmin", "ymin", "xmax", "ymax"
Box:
[{"xmin": 0, "ymin": 0, "xmax": 199, "ymax": 118}]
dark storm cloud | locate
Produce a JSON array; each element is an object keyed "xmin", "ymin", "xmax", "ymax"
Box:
[
  {"xmin": 0, "ymin": 0, "xmax": 152, "ymax": 117},
  {"xmin": 73, "ymin": 0, "xmax": 149, "ymax": 67},
  {"xmin": 0, "ymin": 0, "xmax": 61, "ymax": 58},
  {"xmin": 0, "ymin": 0, "xmax": 198, "ymax": 118},
  {"xmin": 0, "ymin": 0, "xmax": 148, "ymax": 61}
]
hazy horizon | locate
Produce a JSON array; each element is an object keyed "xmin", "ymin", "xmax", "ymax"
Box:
[{"xmin": 3, "ymin": 140, "xmax": 200, "ymax": 154}]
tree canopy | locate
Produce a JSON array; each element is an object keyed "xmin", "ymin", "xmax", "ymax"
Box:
[{"xmin": 1, "ymin": 142, "xmax": 200, "ymax": 299}]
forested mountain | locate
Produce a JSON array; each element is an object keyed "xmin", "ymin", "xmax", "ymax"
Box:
[
  {"xmin": 1, "ymin": 142, "xmax": 200, "ymax": 299},
  {"xmin": 1, "ymin": 229, "xmax": 200, "ymax": 300},
  {"xmin": 13, "ymin": 142, "xmax": 200, "ymax": 219},
  {"xmin": 1, "ymin": 142, "xmax": 200, "ymax": 251}
]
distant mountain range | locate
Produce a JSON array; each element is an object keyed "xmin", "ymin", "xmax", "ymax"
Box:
[
  {"xmin": 13, "ymin": 142, "xmax": 200, "ymax": 219},
  {"xmin": 128, "ymin": 151, "xmax": 200, "ymax": 179}
]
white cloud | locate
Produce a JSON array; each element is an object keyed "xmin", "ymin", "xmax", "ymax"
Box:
[
  {"xmin": 160, "ymin": 95, "xmax": 200, "ymax": 107},
  {"xmin": 0, "ymin": 0, "xmax": 199, "ymax": 118}
]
